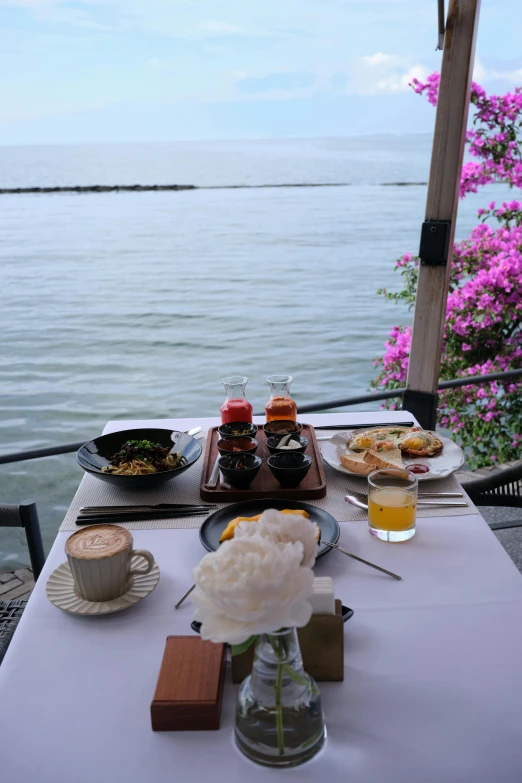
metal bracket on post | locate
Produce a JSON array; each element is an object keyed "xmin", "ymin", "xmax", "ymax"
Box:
[
  {"xmin": 401, "ymin": 390, "xmax": 438, "ymax": 431},
  {"xmin": 437, "ymin": 0, "xmax": 446, "ymax": 50},
  {"xmin": 419, "ymin": 220, "xmax": 451, "ymax": 266}
]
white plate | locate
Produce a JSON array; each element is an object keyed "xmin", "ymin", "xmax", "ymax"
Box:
[
  {"xmin": 320, "ymin": 429, "xmax": 465, "ymax": 481},
  {"xmin": 46, "ymin": 555, "xmax": 160, "ymax": 615}
]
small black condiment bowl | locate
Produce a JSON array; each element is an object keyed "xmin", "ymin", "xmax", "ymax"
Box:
[
  {"xmin": 217, "ymin": 436, "xmax": 258, "ymax": 455},
  {"xmin": 218, "ymin": 453, "xmax": 262, "ymax": 489},
  {"xmin": 263, "ymin": 420, "xmax": 303, "ymax": 442},
  {"xmin": 266, "ymin": 435, "xmax": 308, "ymax": 455},
  {"xmin": 218, "ymin": 422, "xmax": 258, "ymax": 439},
  {"xmin": 267, "ymin": 452, "xmax": 312, "ymax": 487}
]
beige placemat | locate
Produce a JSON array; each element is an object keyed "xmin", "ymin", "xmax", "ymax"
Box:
[
  {"xmin": 60, "ymin": 433, "xmax": 476, "ymax": 531},
  {"xmin": 60, "ymin": 451, "xmax": 218, "ymax": 531}
]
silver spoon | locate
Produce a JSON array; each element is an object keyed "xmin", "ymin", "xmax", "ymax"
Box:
[
  {"xmin": 170, "ymin": 426, "xmax": 203, "ymax": 452},
  {"xmin": 175, "ymin": 583, "xmax": 196, "ymax": 609}
]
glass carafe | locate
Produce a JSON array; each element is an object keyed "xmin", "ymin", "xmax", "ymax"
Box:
[
  {"xmin": 235, "ymin": 628, "xmax": 326, "ymax": 767},
  {"xmin": 265, "ymin": 375, "xmax": 297, "ymax": 422},
  {"xmin": 220, "ymin": 376, "xmax": 253, "ymax": 424}
]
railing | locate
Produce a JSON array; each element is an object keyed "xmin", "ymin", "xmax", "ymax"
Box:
[{"xmin": 0, "ymin": 368, "xmax": 520, "ymax": 466}]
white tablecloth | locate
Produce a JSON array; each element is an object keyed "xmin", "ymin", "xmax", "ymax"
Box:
[{"xmin": 2, "ymin": 412, "xmax": 522, "ymax": 783}]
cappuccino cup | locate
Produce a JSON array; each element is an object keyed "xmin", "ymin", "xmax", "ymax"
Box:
[{"xmin": 65, "ymin": 524, "xmax": 154, "ymax": 602}]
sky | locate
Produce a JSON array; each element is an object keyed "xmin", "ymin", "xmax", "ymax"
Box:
[{"xmin": 1, "ymin": 0, "xmax": 521, "ymax": 144}]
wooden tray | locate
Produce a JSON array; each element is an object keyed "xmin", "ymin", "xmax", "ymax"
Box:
[{"xmin": 199, "ymin": 424, "xmax": 327, "ymax": 501}]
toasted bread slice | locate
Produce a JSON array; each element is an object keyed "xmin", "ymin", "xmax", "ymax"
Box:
[
  {"xmin": 340, "ymin": 452, "xmax": 374, "ymax": 475},
  {"xmin": 363, "ymin": 448, "xmax": 404, "ymax": 470}
]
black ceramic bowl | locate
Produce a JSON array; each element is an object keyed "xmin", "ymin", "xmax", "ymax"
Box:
[
  {"xmin": 216, "ymin": 436, "xmax": 258, "ymax": 455},
  {"xmin": 218, "ymin": 422, "xmax": 258, "ymax": 439},
  {"xmin": 77, "ymin": 428, "xmax": 202, "ymax": 491},
  {"xmin": 263, "ymin": 420, "xmax": 303, "ymax": 442},
  {"xmin": 218, "ymin": 453, "xmax": 262, "ymax": 489},
  {"xmin": 266, "ymin": 435, "xmax": 308, "ymax": 455},
  {"xmin": 267, "ymin": 452, "xmax": 312, "ymax": 487}
]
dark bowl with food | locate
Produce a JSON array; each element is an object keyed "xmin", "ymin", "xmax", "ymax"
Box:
[
  {"xmin": 218, "ymin": 453, "xmax": 262, "ymax": 489},
  {"xmin": 216, "ymin": 436, "xmax": 258, "ymax": 455},
  {"xmin": 218, "ymin": 422, "xmax": 258, "ymax": 439},
  {"xmin": 263, "ymin": 420, "xmax": 303, "ymax": 442},
  {"xmin": 266, "ymin": 435, "xmax": 308, "ymax": 455},
  {"xmin": 77, "ymin": 428, "xmax": 202, "ymax": 490},
  {"xmin": 267, "ymin": 452, "xmax": 312, "ymax": 487}
]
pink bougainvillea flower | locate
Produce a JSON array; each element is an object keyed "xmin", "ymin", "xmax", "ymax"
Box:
[{"xmin": 372, "ymin": 75, "xmax": 522, "ymax": 469}]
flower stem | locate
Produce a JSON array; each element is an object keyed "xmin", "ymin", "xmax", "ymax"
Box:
[{"xmin": 275, "ymin": 658, "xmax": 284, "ymax": 756}]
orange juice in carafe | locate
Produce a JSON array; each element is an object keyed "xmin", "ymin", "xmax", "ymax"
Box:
[{"xmin": 265, "ymin": 375, "xmax": 297, "ymax": 421}]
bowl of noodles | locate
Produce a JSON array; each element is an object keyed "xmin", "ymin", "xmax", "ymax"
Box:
[{"xmin": 77, "ymin": 428, "xmax": 203, "ymax": 490}]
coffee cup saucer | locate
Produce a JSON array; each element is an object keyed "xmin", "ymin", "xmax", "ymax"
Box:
[{"xmin": 46, "ymin": 554, "xmax": 160, "ymax": 615}]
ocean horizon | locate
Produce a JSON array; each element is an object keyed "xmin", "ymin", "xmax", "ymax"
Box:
[{"xmin": 0, "ymin": 135, "xmax": 512, "ymax": 567}]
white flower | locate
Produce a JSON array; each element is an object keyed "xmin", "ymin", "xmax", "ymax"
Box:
[
  {"xmin": 191, "ymin": 535, "xmax": 314, "ymax": 644},
  {"xmin": 235, "ymin": 508, "xmax": 319, "ymax": 569}
]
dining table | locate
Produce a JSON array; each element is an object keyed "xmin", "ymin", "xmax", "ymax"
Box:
[{"xmin": 1, "ymin": 410, "xmax": 522, "ymax": 783}]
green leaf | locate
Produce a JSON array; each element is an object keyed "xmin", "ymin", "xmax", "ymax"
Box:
[
  {"xmin": 231, "ymin": 636, "xmax": 257, "ymax": 656},
  {"xmin": 282, "ymin": 664, "xmax": 309, "ymax": 686}
]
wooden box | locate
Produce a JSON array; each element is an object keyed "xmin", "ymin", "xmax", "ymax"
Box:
[
  {"xmin": 231, "ymin": 600, "xmax": 344, "ymax": 683},
  {"xmin": 200, "ymin": 424, "xmax": 327, "ymax": 501},
  {"xmin": 151, "ymin": 636, "xmax": 226, "ymax": 731}
]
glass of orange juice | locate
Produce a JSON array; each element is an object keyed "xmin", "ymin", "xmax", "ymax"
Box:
[{"xmin": 367, "ymin": 469, "xmax": 418, "ymax": 542}]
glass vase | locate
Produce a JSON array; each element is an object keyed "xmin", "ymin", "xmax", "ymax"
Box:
[
  {"xmin": 265, "ymin": 375, "xmax": 297, "ymax": 422},
  {"xmin": 220, "ymin": 376, "xmax": 253, "ymax": 424},
  {"xmin": 235, "ymin": 628, "xmax": 326, "ymax": 767}
]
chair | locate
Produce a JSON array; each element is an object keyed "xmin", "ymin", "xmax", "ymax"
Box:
[
  {"xmin": 0, "ymin": 600, "xmax": 26, "ymax": 664},
  {"xmin": 0, "ymin": 501, "xmax": 45, "ymax": 665},
  {"xmin": 0, "ymin": 500, "xmax": 45, "ymax": 580},
  {"xmin": 463, "ymin": 462, "xmax": 522, "ymax": 530}
]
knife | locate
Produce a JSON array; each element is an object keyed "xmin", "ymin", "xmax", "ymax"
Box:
[
  {"xmin": 76, "ymin": 510, "xmax": 211, "ymax": 525},
  {"xmin": 314, "ymin": 421, "xmax": 415, "ymax": 430},
  {"xmin": 416, "ymin": 501, "xmax": 467, "ymax": 506},
  {"xmin": 80, "ymin": 503, "xmax": 215, "ymax": 514},
  {"xmin": 417, "ymin": 492, "xmax": 463, "ymax": 498}
]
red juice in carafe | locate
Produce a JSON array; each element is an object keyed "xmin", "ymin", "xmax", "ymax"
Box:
[
  {"xmin": 220, "ymin": 376, "xmax": 253, "ymax": 424},
  {"xmin": 220, "ymin": 397, "xmax": 253, "ymax": 424}
]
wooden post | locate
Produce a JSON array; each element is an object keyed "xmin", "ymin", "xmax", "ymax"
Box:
[{"xmin": 403, "ymin": 0, "xmax": 481, "ymax": 429}]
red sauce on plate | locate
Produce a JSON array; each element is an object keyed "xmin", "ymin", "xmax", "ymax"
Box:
[{"xmin": 407, "ymin": 464, "xmax": 430, "ymax": 474}]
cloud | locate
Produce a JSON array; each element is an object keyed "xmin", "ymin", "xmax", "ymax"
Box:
[
  {"xmin": 374, "ymin": 65, "xmax": 429, "ymax": 94},
  {"xmin": 494, "ymin": 68, "xmax": 522, "ymax": 82},
  {"xmin": 470, "ymin": 56, "xmax": 522, "ymax": 87},
  {"xmin": 236, "ymin": 72, "xmax": 315, "ymax": 95},
  {"xmin": 346, "ymin": 53, "xmax": 429, "ymax": 95},
  {"xmin": 473, "ymin": 56, "xmax": 487, "ymax": 83},
  {"xmin": 363, "ymin": 52, "xmax": 393, "ymax": 66}
]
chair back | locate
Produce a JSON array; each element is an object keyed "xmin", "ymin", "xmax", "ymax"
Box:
[{"xmin": 0, "ymin": 501, "xmax": 45, "ymax": 580}]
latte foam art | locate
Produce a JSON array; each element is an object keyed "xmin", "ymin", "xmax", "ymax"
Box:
[{"xmin": 66, "ymin": 524, "xmax": 131, "ymax": 560}]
